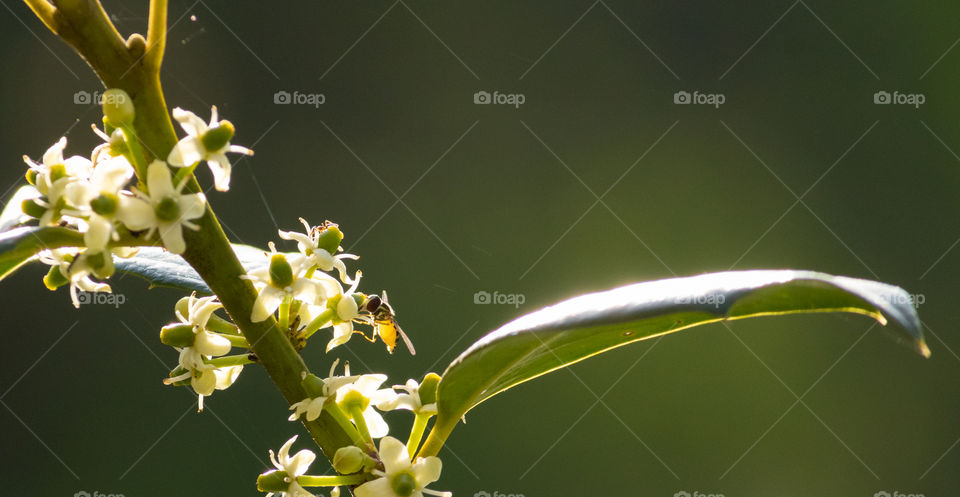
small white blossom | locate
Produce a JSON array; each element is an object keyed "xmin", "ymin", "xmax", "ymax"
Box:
[
  {"xmin": 64, "ymin": 155, "xmax": 135, "ymax": 250},
  {"xmin": 355, "ymin": 436, "xmax": 450, "ymax": 497},
  {"xmin": 376, "ymin": 379, "xmax": 437, "ymax": 416},
  {"xmin": 336, "ymin": 372, "xmax": 397, "ymax": 439},
  {"xmin": 37, "ymin": 248, "xmax": 111, "ymax": 308},
  {"xmin": 243, "ymin": 249, "xmax": 334, "ymax": 323},
  {"xmin": 278, "ymin": 218, "xmax": 358, "ymax": 283},
  {"xmin": 324, "ymin": 272, "xmax": 372, "ymax": 352},
  {"xmin": 288, "ymin": 359, "xmax": 368, "ymax": 422},
  {"xmin": 23, "ymin": 137, "xmax": 93, "ymax": 225},
  {"xmin": 265, "ymin": 435, "xmax": 317, "ymax": 497},
  {"xmin": 168, "ymin": 106, "xmax": 253, "ymax": 192},
  {"xmin": 118, "ymin": 160, "xmax": 206, "ymax": 254}
]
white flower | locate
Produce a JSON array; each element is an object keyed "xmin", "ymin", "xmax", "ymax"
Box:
[
  {"xmin": 324, "ymin": 272, "xmax": 372, "ymax": 352},
  {"xmin": 288, "ymin": 359, "xmax": 366, "ymax": 422},
  {"xmin": 118, "ymin": 160, "xmax": 206, "ymax": 254},
  {"xmin": 355, "ymin": 437, "xmax": 450, "ymax": 497},
  {"xmin": 23, "ymin": 137, "xmax": 93, "ymax": 225},
  {"xmin": 38, "ymin": 248, "xmax": 111, "ymax": 308},
  {"xmin": 243, "ymin": 249, "xmax": 333, "ymax": 323},
  {"xmin": 168, "ymin": 106, "xmax": 253, "ymax": 192},
  {"xmin": 336, "ymin": 372, "xmax": 397, "ymax": 439},
  {"xmin": 64, "ymin": 156, "xmax": 135, "ymax": 250},
  {"xmin": 278, "ymin": 218, "xmax": 358, "ymax": 283},
  {"xmin": 265, "ymin": 435, "xmax": 317, "ymax": 497},
  {"xmin": 166, "ymin": 344, "xmax": 241, "ymax": 410},
  {"xmin": 376, "ymin": 379, "xmax": 437, "ymax": 416},
  {"xmin": 175, "ymin": 294, "xmax": 223, "ymax": 330}
]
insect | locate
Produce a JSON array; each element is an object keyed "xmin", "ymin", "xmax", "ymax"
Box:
[{"xmin": 361, "ymin": 291, "xmax": 416, "ymax": 355}]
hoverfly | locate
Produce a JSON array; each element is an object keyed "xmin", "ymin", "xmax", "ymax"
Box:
[{"xmin": 361, "ymin": 291, "xmax": 416, "ymax": 355}]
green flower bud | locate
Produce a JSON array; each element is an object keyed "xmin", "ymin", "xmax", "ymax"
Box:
[
  {"xmin": 333, "ymin": 446, "xmax": 366, "ymax": 474},
  {"xmin": 339, "ymin": 389, "xmax": 369, "ymax": 413},
  {"xmin": 390, "ymin": 471, "xmax": 417, "ymax": 497},
  {"xmin": 201, "ymin": 120, "xmax": 235, "ymax": 152},
  {"xmin": 160, "ymin": 323, "xmax": 196, "ymax": 347},
  {"xmin": 21, "ymin": 198, "xmax": 47, "ymax": 219},
  {"xmin": 315, "ymin": 225, "xmax": 343, "ymax": 255},
  {"xmin": 155, "ymin": 194, "xmax": 181, "ymax": 222},
  {"xmin": 256, "ymin": 470, "xmax": 290, "ymax": 493},
  {"xmin": 90, "ymin": 192, "xmax": 119, "ymax": 216},
  {"xmin": 48, "ymin": 163, "xmax": 67, "ymax": 183},
  {"xmin": 102, "ymin": 88, "xmax": 135, "ymax": 125},
  {"xmin": 301, "ymin": 373, "xmax": 326, "ymax": 398},
  {"xmin": 86, "ymin": 251, "xmax": 115, "ymax": 279},
  {"xmin": 269, "ymin": 253, "xmax": 294, "ymax": 288},
  {"xmin": 418, "ymin": 373, "xmax": 441, "ymax": 406},
  {"xmin": 43, "ymin": 264, "xmax": 69, "ymax": 290}
]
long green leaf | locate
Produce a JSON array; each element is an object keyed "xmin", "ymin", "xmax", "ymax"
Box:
[
  {"xmin": 114, "ymin": 245, "xmax": 267, "ymax": 292},
  {"xmin": 0, "ymin": 226, "xmax": 85, "ymax": 282},
  {"xmin": 418, "ymin": 270, "xmax": 927, "ymax": 457}
]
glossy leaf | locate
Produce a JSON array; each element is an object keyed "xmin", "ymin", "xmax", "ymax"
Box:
[
  {"xmin": 114, "ymin": 244, "xmax": 268, "ymax": 292},
  {"xmin": 0, "ymin": 226, "xmax": 84, "ymax": 282},
  {"xmin": 418, "ymin": 270, "xmax": 928, "ymax": 457}
]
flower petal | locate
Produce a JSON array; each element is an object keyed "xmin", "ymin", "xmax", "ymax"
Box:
[
  {"xmin": 172, "ymin": 107, "xmax": 208, "ymax": 137},
  {"xmin": 354, "ymin": 477, "xmax": 392, "ymax": 497},
  {"xmin": 251, "ymin": 286, "xmax": 284, "ymax": 322},
  {"xmin": 413, "ymin": 456, "xmax": 443, "ymax": 486},
  {"xmin": 146, "ymin": 160, "xmax": 175, "ymax": 197},
  {"xmin": 206, "ymin": 155, "xmax": 232, "ymax": 191},
  {"xmin": 378, "ymin": 436, "xmax": 411, "ymax": 474},
  {"xmin": 158, "ymin": 221, "xmax": 186, "ymax": 254},
  {"xmin": 168, "ymin": 136, "xmax": 206, "ymax": 167}
]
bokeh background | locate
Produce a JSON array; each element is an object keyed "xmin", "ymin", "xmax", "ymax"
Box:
[{"xmin": 1, "ymin": 1, "xmax": 959, "ymax": 496}]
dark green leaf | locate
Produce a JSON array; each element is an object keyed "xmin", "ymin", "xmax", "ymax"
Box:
[{"xmin": 418, "ymin": 270, "xmax": 927, "ymax": 457}]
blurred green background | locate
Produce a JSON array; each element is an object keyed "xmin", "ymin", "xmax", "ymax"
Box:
[{"xmin": 1, "ymin": 1, "xmax": 958, "ymax": 496}]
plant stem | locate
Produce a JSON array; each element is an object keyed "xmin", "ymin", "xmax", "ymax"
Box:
[
  {"xmin": 406, "ymin": 412, "xmax": 430, "ymax": 459},
  {"xmin": 348, "ymin": 405, "xmax": 373, "ymax": 446},
  {"xmin": 205, "ymin": 353, "xmax": 254, "ymax": 368},
  {"xmin": 32, "ymin": 0, "xmax": 357, "ymax": 461},
  {"xmin": 145, "ymin": 0, "xmax": 167, "ymax": 69},
  {"xmin": 324, "ymin": 402, "xmax": 365, "ymax": 446},
  {"xmin": 298, "ymin": 474, "xmax": 368, "ymax": 487},
  {"xmin": 23, "ymin": 0, "xmax": 56, "ymax": 32},
  {"xmin": 215, "ymin": 333, "xmax": 250, "ymax": 348}
]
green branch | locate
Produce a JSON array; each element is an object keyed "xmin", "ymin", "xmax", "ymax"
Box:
[{"xmin": 28, "ymin": 0, "xmax": 356, "ymax": 460}]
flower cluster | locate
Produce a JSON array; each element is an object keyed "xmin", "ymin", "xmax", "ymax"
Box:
[
  {"xmin": 161, "ymin": 294, "xmax": 248, "ymax": 410},
  {"xmin": 243, "ymin": 218, "xmax": 388, "ymax": 353},
  {"xmin": 15, "ymin": 91, "xmax": 252, "ymax": 308}
]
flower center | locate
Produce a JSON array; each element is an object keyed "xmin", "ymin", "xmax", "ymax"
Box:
[
  {"xmin": 201, "ymin": 120, "xmax": 235, "ymax": 152},
  {"xmin": 155, "ymin": 195, "xmax": 181, "ymax": 222},
  {"xmin": 48, "ymin": 163, "xmax": 67, "ymax": 182},
  {"xmin": 269, "ymin": 253, "xmax": 294, "ymax": 288},
  {"xmin": 389, "ymin": 471, "xmax": 417, "ymax": 497},
  {"xmin": 90, "ymin": 192, "xmax": 119, "ymax": 216}
]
